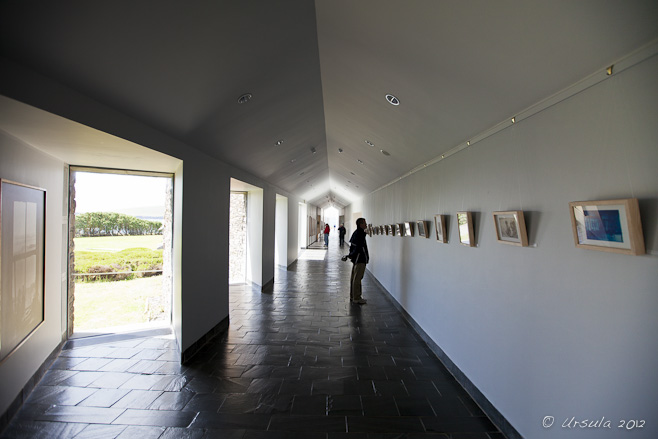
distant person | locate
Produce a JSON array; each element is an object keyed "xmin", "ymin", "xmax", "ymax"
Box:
[
  {"xmin": 324, "ymin": 223, "xmax": 330, "ymax": 246},
  {"xmin": 342, "ymin": 218, "xmax": 369, "ymax": 304},
  {"xmin": 338, "ymin": 223, "xmax": 346, "ymax": 247}
]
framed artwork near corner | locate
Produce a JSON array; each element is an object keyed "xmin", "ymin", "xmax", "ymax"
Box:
[
  {"xmin": 568, "ymin": 198, "xmax": 644, "ymax": 255},
  {"xmin": 434, "ymin": 214, "xmax": 447, "ymax": 243},
  {"xmin": 417, "ymin": 220, "xmax": 429, "ymax": 238},
  {"xmin": 493, "ymin": 210, "xmax": 528, "ymax": 247},
  {"xmin": 1, "ymin": 179, "xmax": 46, "ymax": 362},
  {"xmin": 456, "ymin": 211, "xmax": 475, "ymax": 247},
  {"xmin": 404, "ymin": 221, "xmax": 414, "ymax": 237},
  {"xmin": 397, "ymin": 223, "xmax": 404, "ymax": 236}
]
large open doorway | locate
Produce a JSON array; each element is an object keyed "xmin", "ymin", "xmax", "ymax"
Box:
[{"xmin": 68, "ymin": 168, "xmax": 174, "ymax": 337}]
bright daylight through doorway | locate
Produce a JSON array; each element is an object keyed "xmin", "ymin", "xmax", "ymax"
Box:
[{"xmin": 70, "ymin": 170, "xmax": 173, "ymax": 336}]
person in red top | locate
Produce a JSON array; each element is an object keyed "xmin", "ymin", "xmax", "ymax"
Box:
[{"xmin": 324, "ymin": 223, "xmax": 330, "ymax": 246}]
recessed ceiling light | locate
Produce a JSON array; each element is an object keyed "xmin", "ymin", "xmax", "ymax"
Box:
[
  {"xmin": 311, "ymin": 147, "xmax": 317, "ymax": 154},
  {"xmin": 365, "ymin": 140, "xmax": 374, "ymax": 147},
  {"xmin": 290, "ymin": 159, "xmax": 296, "ymax": 163},
  {"xmin": 386, "ymin": 94, "xmax": 400, "ymax": 106},
  {"xmin": 380, "ymin": 150, "xmax": 390, "ymax": 156},
  {"xmin": 237, "ymin": 93, "xmax": 252, "ymax": 104},
  {"xmin": 275, "ymin": 139, "xmax": 284, "ymax": 146},
  {"xmin": 357, "ymin": 159, "xmax": 364, "ymax": 164}
]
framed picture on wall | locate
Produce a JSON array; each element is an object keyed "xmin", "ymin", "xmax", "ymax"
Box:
[
  {"xmin": 417, "ymin": 220, "xmax": 429, "ymax": 238},
  {"xmin": 1, "ymin": 179, "xmax": 46, "ymax": 361},
  {"xmin": 493, "ymin": 210, "xmax": 528, "ymax": 247},
  {"xmin": 384, "ymin": 225, "xmax": 390, "ymax": 235},
  {"xmin": 568, "ymin": 198, "xmax": 644, "ymax": 255},
  {"xmin": 367, "ymin": 224, "xmax": 373, "ymax": 237},
  {"xmin": 404, "ymin": 221, "xmax": 414, "ymax": 237},
  {"xmin": 397, "ymin": 223, "xmax": 404, "ymax": 236},
  {"xmin": 456, "ymin": 211, "xmax": 475, "ymax": 247},
  {"xmin": 434, "ymin": 214, "xmax": 447, "ymax": 243}
]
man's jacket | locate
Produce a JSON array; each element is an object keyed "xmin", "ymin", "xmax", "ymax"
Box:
[{"xmin": 348, "ymin": 228, "xmax": 369, "ymax": 264}]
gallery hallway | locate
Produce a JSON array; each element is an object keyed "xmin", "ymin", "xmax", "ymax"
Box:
[{"xmin": 2, "ymin": 239, "xmax": 503, "ymax": 438}]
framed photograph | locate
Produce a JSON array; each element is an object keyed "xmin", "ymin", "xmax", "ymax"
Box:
[
  {"xmin": 390, "ymin": 224, "xmax": 396, "ymax": 236},
  {"xmin": 384, "ymin": 225, "xmax": 390, "ymax": 235},
  {"xmin": 367, "ymin": 224, "xmax": 373, "ymax": 237},
  {"xmin": 397, "ymin": 223, "xmax": 404, "ymax": 237},
  {"xmin": 568, "ymin": 198, "xmax": 644, "ymax": 255},
  {"xmin": 404, "ymin": 221, "xmax": 414, "ymax": 237},
  {"xmin": 417, "ymin": 220, "xmax": 429, "ymax": 238},
  {"xmin": 434, "ymin": 214, "xmax": 447, "ymax": 243},
  {"xmin": 1, "ymin": 179, "xmax": 46, "ymax": 361},
  {"xmin": 456, "ymin": 211, "xmax": 475, "ymax": 247},
  {"xmin": 493, "ymin": 210, "xmax": 528, "ymax": 247}
]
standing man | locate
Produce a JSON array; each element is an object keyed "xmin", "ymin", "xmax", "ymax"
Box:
[
  {"xmin": 324, "ymin": 223, "xmax": 330, "ymax": 246},
  {"xmin": 342, "ymin": 218, "xmax": 369, "ymax": 304},
  {"xmin": 338, "ymin": 223, "xmax": 346, "ymax": 247}
]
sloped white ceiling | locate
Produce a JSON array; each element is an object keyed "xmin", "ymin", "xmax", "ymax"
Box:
[{"xmin": 1, "ymin": 1, "xmax": 657, "ymax": 208}]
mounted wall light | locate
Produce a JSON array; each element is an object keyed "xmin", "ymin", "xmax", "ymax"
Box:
[
  {"xmin": 511, "ymin": 117, "xmax": 516, "ymax": 124},
  {"xmin": 607, "ymin": 65, "xmax": 614, "ymax": 75}
]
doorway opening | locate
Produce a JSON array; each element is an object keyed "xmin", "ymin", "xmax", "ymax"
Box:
[
  {"xmin": 229, "ymin": 191, "xmax": 247, "ymax": 284},
  {"xmin": 68, "ymin": 168, "xmax": 174, "ymax": 337}
]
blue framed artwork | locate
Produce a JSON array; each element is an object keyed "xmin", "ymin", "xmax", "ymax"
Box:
[{"xmin": 569, "ymin": 198, "xmax": 644, "ymax": 255}]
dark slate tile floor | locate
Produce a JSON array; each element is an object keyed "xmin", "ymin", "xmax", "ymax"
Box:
[{"xmin": 2, "ymin": 239, "xmax": 504, "ymax": 438}]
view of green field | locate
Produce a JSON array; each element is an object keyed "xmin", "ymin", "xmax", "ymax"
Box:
[
  {"xmin": 74, "ymin": 277, "xmax": 164, "ymax": 331},
  {"xmin": 73, "ymin": 235, "xmax": 167, "ymax": 332},
  {"xmin": 74, "ymin": 235, "xmax": 164, "ymax": 251}
]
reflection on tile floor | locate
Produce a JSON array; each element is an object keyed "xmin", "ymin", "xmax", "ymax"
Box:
[{"xmin": 2, "ymin": 240, "xmax": 504, "ymax": 438}]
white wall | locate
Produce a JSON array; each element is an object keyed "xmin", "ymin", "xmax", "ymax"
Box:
[
  {"xmin": 360, "ymin": 56, "xmax": 658, "ymax": 439},
  {"xmin": 0, "ymin": 131, "xmax": 65, "ymax": 416},
  {"xmin": 246, "ymin": 188, "xmax": 264, "ymax": 285},
  {"xmin": 275, "ymin": 195, "xmax": 288, "ymax": 267}
]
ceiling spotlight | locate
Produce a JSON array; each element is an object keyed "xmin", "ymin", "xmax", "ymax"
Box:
[
  {"xmin": 511, "ymin": 117, "xmax": 516, "ymax": 124},
  {"xmin": 357, "ymin": 159, "xmax": 364, "ymax": 164},
  {"xmin": 290, "ymin": 159, "xmax": 296, "ymax": 163},
  {"xmin": 311, "ymin": 147, "xmax": 317, "ymax": 154},
  {"xmin": 467, "ymin": 141, "xmax": 471, "ymax": 146},
  {"xmin": 380, "ymin": 150, "xmax": 390, "ymax": 156},
  {"xmin": 338, "ymin": 148, "xmax": 343, "ymax": 153},
  {"xmin": 365, "ymin": 140, "xmax": 375, "ymax": 147},
  {"xmin": 275, "ymin": 139, "xmax": 284, "ymax": 146},
  {"xmin": 386, "ymin": 94, "xmax": 400, "ymax": 106},
  {"xmin": 237, "ymin": 93, "xmax": 252, "ymax": 104}
]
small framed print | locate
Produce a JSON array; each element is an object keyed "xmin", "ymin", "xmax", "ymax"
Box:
[
  {"xmin": 568, "ymin": 198, "xmax": 644, "ymax": 255},
  {"xmin": 397, "ymin": 223, "xmax": 404, "ymax": 236},
  {"xmin": 417, "ymin": 220, "xmax": 429, "ymax": 238},
  {"xmin": 493, "ymin": 211, "xmax": 528, "ymax": 247},
  {"xmin": 378, "ymin": 225, "xmax": 384, "ymax": 235},
  {"xmin": 390, "ymin": 224, "xmax": 397, "ymax": 236},
  {"xmin": 456, "ymin": 211, "xmax": 475, "ymax": 247},
  {"xmin": 434, "ymin": 214, "xmax": 447, "ymax": 243},
  {"xmin": 367, "ymin": 224, "xmax": 373, "ymax": 237},
  {"xmin": 385, "ymin": 225, "xmax": 390, "ymax": 235},
  {"xmin": 404, "ymin": 221, "xmax": 414, "ymax": 237}
]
